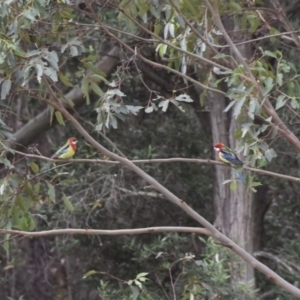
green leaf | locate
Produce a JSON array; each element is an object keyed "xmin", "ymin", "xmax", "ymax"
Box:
[
  {"xmin": 228, "ymin": 1, "xmax": 242, "ymax": 12},
  {"xmin": 175, "ymin": 94, "xmax": 193, "ymax": 102},
  {"xmin": 64, "ymin": 97, "xmax": 75, "ymax": 107},
  {"xmin": 136, "ymin": 272, "xmax": 148, "ymax": 279},
  {"xmin": 82, "ymin": 270, "xmax": 98, "ymax": 278},
  {"xmin": 138, "ymin": 277, "xmax": 148, "ymax": 282},
  {"xmin": 1, "ymin": 79, "xmax": 11, "ymax": 100},
  {"xmin": 156, "ymin": 44, "xmax": 168, "ymax": 57},
  {"xmin": 58, "ymin": 72, "xmax": 73, "ymax": 87},
  {"xmin": 0, "ymin": 180, "xmax": 7, "ymax": 195},
  {"xmin": 90, "ymin": 82, "xmax": 104, "ymax": 97},
  {"xmin": 291, "ymin": 98, "xmax": 299, "ymax": 109},
  {"xmin": 63, "ymin": 193, "xmax": 74, "ymax": 212},
  {"xmin": 127, "ymin": 280, "xmax": 133, "ymax": 285},
  {"xmin": 70, "ymin": 45, "xmax": 78, "ymax": 57},
  {"xmin": 276, "ymin": 73, "xmax": 283, "ymax": 86},
  {"xmin": 145, "ymin": 106, "xmax": 153, "ymax": 113},
  {"xmin": 263, "ymin": 50, "xmax": 278, "ymax": 59},
  {"xmin": 49, "ymin": 106, "xmax": 55, "ymax": 126},
  {"xmin": 108, "ymin": 115, "xmax": 118, "ymax": 129},
  {"xmin": 247, "ymin": 13, "xmax": 261, "ymax": 33},
  {"xmin": 35, "ymin": 63, "xmax": 43, "ymax": 84},
  {"xmin": 181, "ymin": 0, "xmax": 197, "ymax": 16},
  {"xmin": 81, "ymin": 76, "xmax": 90, "ymax": 104},
  {"xmin": 16, "ymin": 213, "xmax": 36, "ymax": 231},
  {"xmin": 3, "ymin": 233, "xmax": 10, "ymax": 259},
  {"xmin": 224, "ymin": 100, "xmax": 237, "ymax": 112},
  {"xmin": 269, "ymin": 27, "xmax": 280, "ymax": 43},
  {"xmin": 158, "ymin": 100, "xmax": 169, "ymax": 112},
  {"xmin": 134, "ymin": 280, "xmax": 142, "ymax": 289},
  {"xmin": 26, "ymin": 49, "xmax": 41, "ymax": 57},
  {"xmin": 126, "ymin": 105, "xmax": 143, "ymax": 115},
  {"xmin": 262, "ymin": 77, "xmax": 274, "ymax": 96},
  {"xmin": 30, "ymin": 162, "xmax": 39, "ymax": 174},
  {"xmin": 90, "ymin": 74, "xmax": 109, "ymax": 84},
  {"xmin": 16, "ymin": 194, "xmax": 31, "ymax": 212},
  {"xmin": 107, "ymin": 89, "xmax": 125, "ymax": 97},
  {"xmin": 129, "ymin": 285, "xmax": 139, "ymax": 300},
  {"xmin": 85, "ymin": 65, "xmax": 108, "ymax": 79},
  {"xmin": 251, "ymin": 181, "xmax": 262, "ymax": 187},
  {"xmin": 275, "ymin": 95, "xmax": 286, "ymax": 110},
  {"xmin": 44, "ymin": 66, "xmax": 58, "ymax": 82},
  {"xmin": 55, "ymin": 111, "xmax": 65, "ymax": 126},
  {"xmin": 44, "ymin": 50, "xmax": 59, "ymax": 70},
  {"xmin": 265, "ymin": 148, "xmax": 277, "ymax": 161},
  {"xmin": 248, "ymin": 98, "xmax": 258, "ymax": 119},
  {"xmin": 233, "ymin": 97, "xmax": 247, "ymax": 118},
  {"xmin": 213, "ymin": 53, "xmax": 230, "ymax": 60},
  {"xmin": 0, "ymin": 157, "xmax": 13, "ymax": 169},
  {"xmin": 34, "ymin": 182, "xmax": 40, "ymax": 194},
  {"xmin": 47, "ymin": 182, "xmax": 56, "ymax": 203}
]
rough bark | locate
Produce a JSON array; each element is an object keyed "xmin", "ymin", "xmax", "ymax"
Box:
[
  {"xmin": 208, "ymin": 16, "xmax": 257, "ymax": 288},
  {"xmin": 207, "ymin": 92, "xmax": 231, "ymax": 232},
  {"xmin": 209, "ymin": 94, "xmax": 256, "ymax": 287},
  {"xmin": 228, "ymin": 119, "xmax": 254, "ymax": 284}
]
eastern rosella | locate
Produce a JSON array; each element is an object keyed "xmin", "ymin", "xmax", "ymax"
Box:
[
  {"xmin": 214, "ymin": 142, "xmax": 245, "ymax": 184},
  {"xmin": 51, "ymin": 137, "xmax": 77, "ymax": 159}
]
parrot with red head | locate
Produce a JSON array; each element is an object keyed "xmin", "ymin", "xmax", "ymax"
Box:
[
  {"xmin": 214, "ymin": 142, "xmax": 245, "ymax": 184},
  {"xmin": 51, "ymin": 137, "xmax": 77, "ymax": 159}
]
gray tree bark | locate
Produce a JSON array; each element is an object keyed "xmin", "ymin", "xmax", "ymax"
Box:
[
  {"xmin": 209, "ymin": 92, "xmax": 255, "ymax": 287},
  {"xmin": 208, "ymin": 16, "xmax": 256, "ymax": 288}
]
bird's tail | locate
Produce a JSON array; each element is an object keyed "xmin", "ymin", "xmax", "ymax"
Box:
[{"xmin": 236, "ymin": 170, "xmax": 246, "ymax": 184}]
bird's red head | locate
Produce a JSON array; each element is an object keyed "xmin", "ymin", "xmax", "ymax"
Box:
[
  {"xmin": 214, "ymin": 143, "xmax": 225, "ymax": 152},
  {"xmin": 68, "ymin": 137, "xmax": 77, "ymax": 150}
]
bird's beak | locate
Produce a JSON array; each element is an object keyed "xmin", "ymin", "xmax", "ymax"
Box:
[{"xmin": 214, "ymin": 147, "xmax": 218, "ymax": 151}]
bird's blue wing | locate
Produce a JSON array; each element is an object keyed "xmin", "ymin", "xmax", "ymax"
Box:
[{"xmin": 220, "ymin": 151, "xmax": 243, "ymax": 165}]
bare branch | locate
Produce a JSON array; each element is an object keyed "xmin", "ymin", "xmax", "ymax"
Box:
[
  {"xmin": 255, "ymin": 251, "xmax": 300, "ymax": 276},
  {"xmin": 0, "ymin": 227, "xmax": 210, "ymax": 237},
  {"xmin": 11, "ymin": 149, "xmax": 300, "ymax": 183}
]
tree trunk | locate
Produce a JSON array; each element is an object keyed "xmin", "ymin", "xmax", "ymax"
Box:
[
  {"xmin": 209, "ymin": 91, "xmax": 255, "ymax": 288},
  {"xmin": 208, "ymin": 15, "xmax": 256, "ymax": 288}
]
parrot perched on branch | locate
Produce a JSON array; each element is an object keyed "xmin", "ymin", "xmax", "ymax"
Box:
[
  {"xmin": 214, "ymin": 142, "xmax": 245, "ymax": 184},
  {"xmin": 51, "ymin": 137, "xmax": 78, "ymax": 159}
]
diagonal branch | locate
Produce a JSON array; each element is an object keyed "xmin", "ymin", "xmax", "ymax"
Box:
[{"xmin": 41, "ymin": 77, "xmax": 300, "ymax": 298}]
